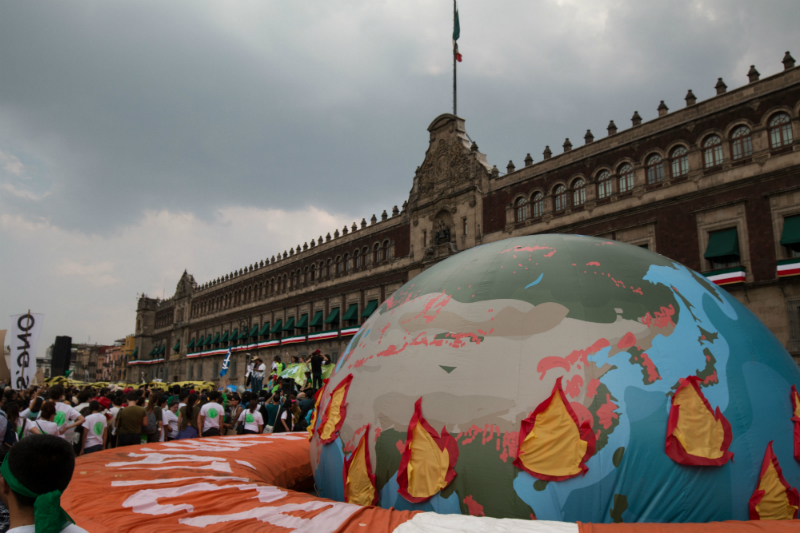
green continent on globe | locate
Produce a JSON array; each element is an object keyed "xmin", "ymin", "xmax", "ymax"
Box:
[
  {"xmin": 208, "ymin": 408, "xmax": 218, "ymax": 419},
  {"xmin": 93, "ymin": 422, "xmax": 103, "ymax": 436},
  {"xmin": 245, "ymin": 413, "xmax": 255, "ymax": 424},
  {"xmin": 55, "ymin": 412, "xmax": 66, "ymax": 427}
]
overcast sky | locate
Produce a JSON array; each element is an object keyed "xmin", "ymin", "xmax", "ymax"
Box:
[{"xmin": 2, "ymin": 0, "xmax": 799, "ymax": 355}]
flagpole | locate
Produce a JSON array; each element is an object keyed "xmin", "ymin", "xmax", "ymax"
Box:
[{"xmin": 453, "ymin": 0, "xmax": 457, "ymax": 117}]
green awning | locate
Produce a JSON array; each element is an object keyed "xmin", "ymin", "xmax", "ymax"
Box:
[
  {"xmin": 309, "ymin": 311, "xmax": 324, "ymax": 327},
  {"xmin": 130, "ymin": 348, "xmax": 138, "ymax": 359},
  {"xmin": 210, "ymin": 332, "xmax": 221, "ymax": 344},
  {"xmin": 204, "ymin": 335, "xmax": 213, "ymax": 347},
  {"xmin": 324, "ymin": 308, "xmax": 340, "ymax": 325},
  {"xmin": 219, "ymin": 331, "xmax": 230, "ymax": 343},
  {"xmin": 270, "ymin": 320, "xmax": 283, "ymax": 334},
  {"xmin": 342, "ymin": 303, "xmax": 359, "ymax": 321},
  {"xmin": 196, "ymin": 336, "xmax": 205, "ymax": 349},
  {"xmin": 157, "ymin": 345, "xmax": 165, "ymax": 355},
  {"xmin": 258, "ymin": 323, "xmax": 271, "ymax": 336},
  {"xmin": 283, "ymin": 316, "xmax": 296, "ymax": 331},
  {"xmin": 238, "ymin": 329, "xmax": 249, "ymax": 340},
  {"xmin": 361, "ymin": 300, "xmax": 378, "ymax": 318},
  {"xmin": 296, "ymin": 314, "xmax": 309, "ymax": 329},
  {"xmin": 186, "ymin": 338, "xmax": 196, "ymax": 349},
  {"xmin": 704, "ymin": 228, "xmax": 740, "ymax": 259},
  {"xmin": 172, "ymin": 340, "xmax": 181, "ymax": 351},
  {"xmin": 781, "ymin": 215, "xmax": 800, "ymax": 246},
  {"xmin": 148, "ymin": 347, "xmax": 157, "ymax": 356},
  {"xmin": 248, "ymin": 325, "xmax": 259, "ymax": 337}
]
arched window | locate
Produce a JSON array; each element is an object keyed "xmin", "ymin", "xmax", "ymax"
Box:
[
  {"xmin": 769, "ymin": 113, "xmax": 793, "ymax": 149},
  {"xmin": 531, "ymin": 192, "xmax": 544, "ymax": 218},
  {"xmin": 310, "ymin": 264, "xmax": 316, "ymax": 281},
  {"xmin": 354, "ymin": 249, "xmax": 360, "ymax": 269},
  {"xmin": 363, "ymin": 246, "xmax": 370, "ymax": 266},
  {"xmin": 515, "ymin": 197, "xmax": 528, "ymax": 222},
  {"xmin": 596, "ymin": 171, "xmax": 612, "ymax": 199},
  {"xmin": 572, "ymin": 179, "xmax": 585, "ymax": 206},
  {"xmin": 730, "ymin": 126, "xmax": 753, "ymax": 160},
  {"xmin": 703, "ymin": 135, "xmax": 723, "ymax": 168},
  {"xmin": 382, "ymin": 240, "xmax": 390, "ymax": 261},
  {"xmin": 373, "ymin": 243, "xmax": 380, "ymax": 264},
  {"xmin": 334, "ymin": 256, "xmax": 341, "ymax": 274},
  {"xmin": 618, "ymin": 164, "xmax": 634, "ymax": 193},
  {"xmin": 343, "ymin": 253, "xmax": 349, "ymax": 272},
  {"xmin": 302, "ymin": 269, "xmax": 307, "ymax": 284},
  {"xmin": 670, "ymin": 146, "xmax": 688, "ymax": 177},
  {"xmin": 325, "ymin": 259, "xmax": 331, "ymax": 277},
  {"xmin": 646, "ymin": 154, "xmax": 664, "ymax": 184},
  {"xmin": 553, "ymin": 185, "xmax": 567, "ymax": 212}
]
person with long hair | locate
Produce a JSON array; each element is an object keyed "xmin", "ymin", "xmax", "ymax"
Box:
[
  {"xmin": 29, "ymin": 401, "xmax": 64, "ymax": 437},
  {"xmin": 237, "ymin": 400, "xmax": 263, "ymax": 434},
  {"xmin": 3, "ymin": 403, "xmax": 21, "ymax": 448},
  {"xmin": 144, "ymin": 391, "xmax": 162, "ymax": 443},
  {"xmin": 274, "ymin": 397, "xmax": 293, "ymax": 433},
  {"xmin": 176, "ymin": 394, "xmax": 199, "ymax": 439}
]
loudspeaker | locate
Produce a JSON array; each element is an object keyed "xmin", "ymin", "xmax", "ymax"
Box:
[{"xmin": 52, "ymin": 336, "xmax": 72, "ymax": 377}]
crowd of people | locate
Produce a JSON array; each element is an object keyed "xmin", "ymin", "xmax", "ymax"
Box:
[{"xmin": 0, "ymin": 349, "xmax": 333, "ymax": 532}]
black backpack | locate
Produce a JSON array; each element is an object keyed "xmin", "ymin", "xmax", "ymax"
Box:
[{"xmin": 0, "ymin": 412, "xmax": 18, "ymax": 448}]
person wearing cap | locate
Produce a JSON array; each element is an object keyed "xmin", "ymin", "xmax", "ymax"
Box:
[{"xmin": 0, "ymin": 434, "xmax": 89, "ymax": 532}]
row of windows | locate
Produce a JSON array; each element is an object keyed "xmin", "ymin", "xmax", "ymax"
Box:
[
  {"xmin": 515, "ymin": 112, "xmax": 795, "ymax": 223},
  {"xmin": 190, "ymin": 241, "xmax": 393, "ymax": 318}
]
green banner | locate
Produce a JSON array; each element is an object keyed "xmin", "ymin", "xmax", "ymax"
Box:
[{"xmin": 278, "ymin": 363, "xmax": 334, "ymax": 386}]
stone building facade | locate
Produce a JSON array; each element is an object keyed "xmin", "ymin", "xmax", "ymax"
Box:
[{"xmin": 130, "ymin": 52, "xmax": 800, "ymax": 384}]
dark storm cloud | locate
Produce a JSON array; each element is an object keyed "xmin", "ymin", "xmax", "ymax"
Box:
[{"xmin": 2, "ymin": 1, "xmax": 799, "ymax": 234}]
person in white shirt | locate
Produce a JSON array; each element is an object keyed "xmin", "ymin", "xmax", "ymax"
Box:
[
  {"xmin": 252, "ymin": 359, "xmax": 266, "ymax": 394},
  {"xmin": 237, "ymin": 400, "xmax": 264, "ymax": 434},
  {"xmin": 198, "ymin": 391, "xmax": 224, "ymax": 437},
  {"xmin": 79, "ymin": 401, "xmax": 107, "ymax": 455},
  {"xmin": 0, "ymin": 433, "xmax": 90, "ymax": 532},
  {"xmin": 29, "ymin": 402, "xmax": 64, "ymax": 438},
  {"xmin": 162, "ymin": 401, "xmax": 179, "ymax": 441},
  {"xmin": 46, "ymin": 386, "xmax": 84, "ymax": 444}
]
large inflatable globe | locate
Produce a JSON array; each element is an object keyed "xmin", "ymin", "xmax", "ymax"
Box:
[{"xmin": 310, "ymin": 234, "xmax": 800, "ymax": 523}]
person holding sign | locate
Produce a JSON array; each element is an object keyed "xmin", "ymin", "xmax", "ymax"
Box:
[
  {"xmin": 78, "ymin": 401, "xmax": 106, "ymax": 455},
  {"xmin": 198, "ymin": 391, "xmax": 224, "ymax": 437},
  {"xmin": 237, "ymin": 400, "xmax": 263, "ymax": 434}
]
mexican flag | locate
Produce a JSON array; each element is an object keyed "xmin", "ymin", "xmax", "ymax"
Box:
[{"xmin": 454, "ymin": 2, "xmax": 462, "ymax": 62}]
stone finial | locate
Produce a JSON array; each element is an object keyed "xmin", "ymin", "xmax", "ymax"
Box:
[
  {"xmin": 657, "ymin": 101, "xmax": 668, "ymax": 117},
  {"xmin": 360, "ymin": 218, "xmax": 367, "ymax": 229},
  {"xmin": 685, "ymin": 89, "xmax": 697, "ymax": 106},
  {"xmin": 507, "ymin": 160, "xmax": 515, "ymax": 173},
  {"xmin": 342, "ymin": 225, "xmax": 349, "ymax": 235},
  {"xmin": 352, "ymin": 222, "xmax": 358, "ymax": 232},
  {"xmin": 631, "ymin": 111, "xmax": 642, "ymax": 126},
  {"xmin": 296, "ymin": 245, "xmax": 301, "ymax": 253},
  {"xmin": 392, "ymin": 205, "xmax": 399, "ymax": 216},
  {"xmin": 318, "ymin": 235, "xmax": 323, "ymax": 243},
  {"xmin": 563, "ymin": 138, "xmax": 572, "ymax": 152},
  {"xmin": 747, "ymin": 65, "xmax": 760, "ymax": 83},
  {"xmin": 715, "ymin": 77, "xmax": 727, "ymax": 95},
  {"xmin": 260, "ymin": 260, "xmax": 264, "ymax": 267},
  {"xmin": 334, "ymin": 229, "xmax": 339, "ymax": 238},
  {"xmin": 584, "ymin": 130, "xmax": 594, "ymax": 144},
  {"xmin": 607, "ymin": 120, "xmax": 617, "ymax": 136},
  {"xmin": 470, "ymin": 141, "xmax": 479, "ymax": 152},
  {"xmin": 325, "ymin": 232, "xmax": 332, "ymax": 242},
  {"xmin": 271, "ymin": 255, "xmax": 275, "ymax": 263},
  {"xmin": 402, "ymin": 200, "xmax": 408, "ymax": 211},
  {"xmin": 289, "ymin": 248, "xmax": 295, "ymax": 256},
  {"xmin": 543, "ymin": 146, "xmax": 552, "ymax": 159},
  {"xmin": 303, "ymin": 242, "xmax": 308, "ymax": 250},
  {"xmin": 283, "ymin": 251, "xmax": 288, "ymax": 258},
  {"xmin": 381, "ymin": 210, "xmax": 388, "ymax": 221},
  {"xmin": 524, "ymin": 153, "xmax": 533, "ymax": 166},
  {"xmin": 239, "ymin": 268, "xmax": 243, "ymax": 275},
  {"xmin": 370, "ymin": 214, "xmax": 377, "ymax": 225},
  {"xmin": 783, "ymin": 51, "xmax": 796, "ymax": 70},
  {"xmin": 310, "ymin": 239, "xmax": 315, "ymax": 247},
  {"xmin": 491, "ymin": 165, "xmax": 500, "ymax": 178}
]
